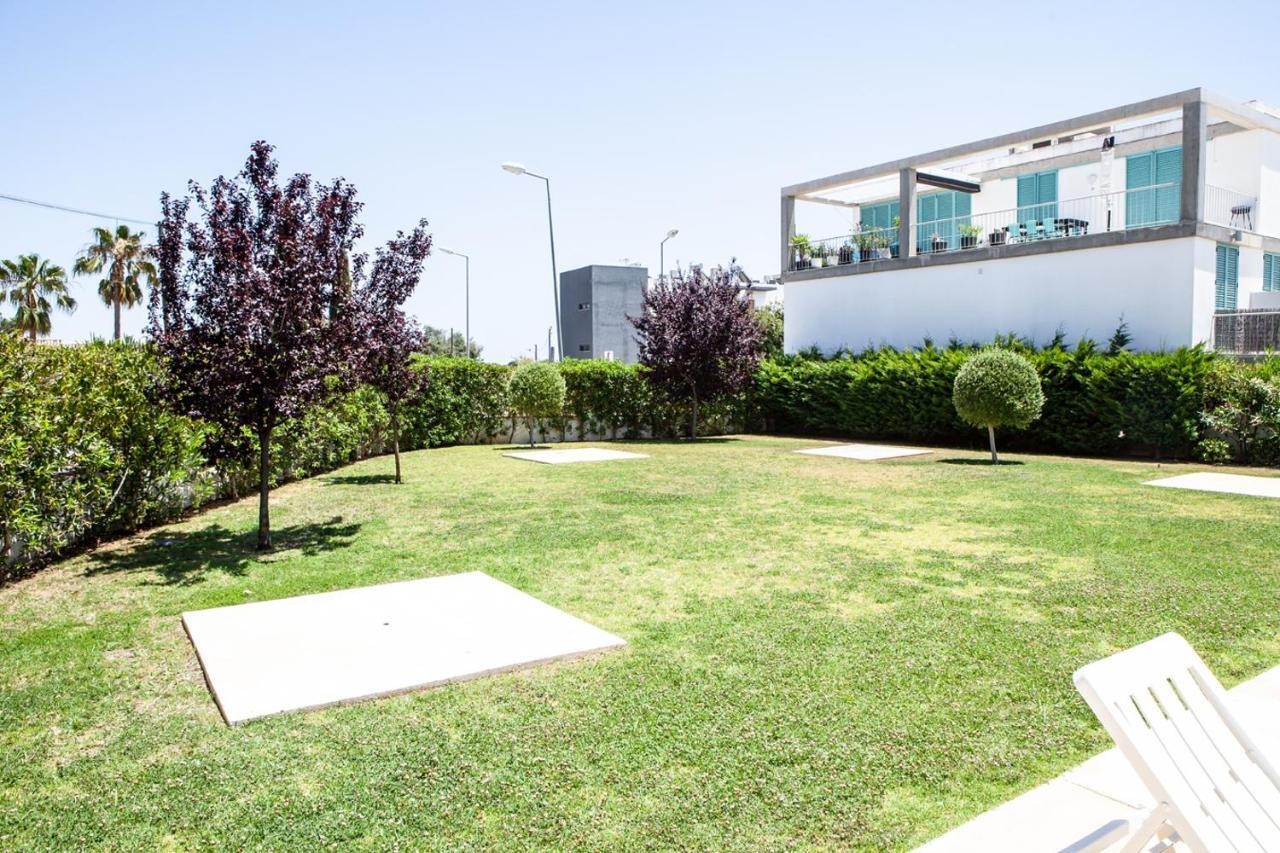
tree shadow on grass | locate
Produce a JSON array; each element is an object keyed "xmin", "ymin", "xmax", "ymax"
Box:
[
  {"xmin": 83, "ymin": 516, "xmax": 362, "ymax": 587},
  {"xmin": 938, "ymin": 458, "xmax": 1026, "ymax": 467},
  {"xmin": 323, "ymin": 474, "xmax": 398, "ymax": 485}
]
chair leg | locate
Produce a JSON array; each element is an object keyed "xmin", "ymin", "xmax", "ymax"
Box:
[{"xmin": 1118, "ymin": 806, "xmax": 1177, "ymax": 853}]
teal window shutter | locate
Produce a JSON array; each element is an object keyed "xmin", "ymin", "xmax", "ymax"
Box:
[
  {"xmin": 1265, "ymin": 253, "xmax": 1280, "ymax": 292},
  {"xmin": 1126, "ymin": 147, "xmax": 1181, "ymax": 227},
  {"xmin": 1016, "ymin": 171, "xmax": 1057, "ymax": 223},
  {"xmin": 1215, "ymin": 244, "xmax": 1239, "ymax": 310}
]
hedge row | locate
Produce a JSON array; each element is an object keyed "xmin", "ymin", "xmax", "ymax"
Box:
[
  {"xmin": 754, "ymin": 343, "xmax": 1279, "ymax": 460},
  {"xmin": 5, "ymin": 338, "xmax": 1277, "ymax": 579}
]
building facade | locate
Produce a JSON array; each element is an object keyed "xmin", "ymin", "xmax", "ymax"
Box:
[
  {"xmin": 780, "ymin": 89, "xmax": 1280, "ymax": 355},
  {"xmin": 559, "ymin": 264, "xmax": 646, "ymax": 362}
]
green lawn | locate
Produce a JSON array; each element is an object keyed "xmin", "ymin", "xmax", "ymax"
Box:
[{"xmin": 3, "ymin": 436, "xmax": 1279, "ymax": 850}]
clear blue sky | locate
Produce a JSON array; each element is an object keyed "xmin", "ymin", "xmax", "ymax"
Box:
[{"xmin": 2, "ymin": 1, "xmax": 1277, "ymax": 362}]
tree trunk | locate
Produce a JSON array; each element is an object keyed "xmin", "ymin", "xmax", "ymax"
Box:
[
  {"xmin": 987, "ymin": 425, "xmax": 998, "ymax": 464},
  {"xmin": 528, "ymin": 415, "xmax": 536, "ymax": 448},
  {"xmin": 391, "ymin": 405, "xmax": 402, "ymax": 484},
  {"xmin": 113, "ymin": 297, "xmax": 122, "ymax": 341},
  {"xmin": 689, "ymin": 389, "xmax": 699, "ymax": 439},
  {"xmin": 257, "ymin": 425, "xmax": 272, "ymax": 550}
]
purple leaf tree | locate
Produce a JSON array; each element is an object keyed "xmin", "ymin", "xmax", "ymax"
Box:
[
  {"xmin": 631, "ymin": 261, "xmax": 763, "ymax": 438},
  {"xmin": 150, "ymin": 141, "xmax": 427, "ymax": 549},
  {"xmin": 352, "ymin": 226, "xmax": 433, "ymax": 484}
]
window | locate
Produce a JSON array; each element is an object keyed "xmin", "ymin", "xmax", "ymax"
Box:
[
  {"xmin": 1215, "ymin": 244, "xmax": 1239, "ymax": 310},
  {"xmin": 1016, "ymin": 170, "xmax": 1058, "ymax": 224},
  {"xmin": 917, "ymin": 190, "xmax": 971, "ymax": 251},
  {"xmin": 578, "ymin": 302, "xmax": 591, "ymax": 311},
  {"xmin": 1126, "ymin": 146, "xmax": 1182, "ymax": 227},
  {"xmin": 1264, "ymin": 253, "xmax": 1280, "ymax": 293},
  {"xmin": 578, "ymin": 344, "xmax": 591, "ymax": 352}
]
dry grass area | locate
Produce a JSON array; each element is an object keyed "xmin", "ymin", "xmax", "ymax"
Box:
[{"xmin": 2, "ymin": 436, "xmax": 1279, "ymax": 849}]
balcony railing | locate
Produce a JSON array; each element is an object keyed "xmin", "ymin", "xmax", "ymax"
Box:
[
  {"xmin": 1204, "ymin": 185, "xmax": 1257, "ymax": 232},
  {"xmin": 787, "ymin": 182, "xmax": 1186, "ymax": 271},
  {"xmin": 1212, "ymin": 309, "xmax": 1280, "ymax": 355}
]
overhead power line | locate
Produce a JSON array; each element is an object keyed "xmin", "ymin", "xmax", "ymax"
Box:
[{"xmin": 0, "ymin": 192, "xmax": 155, "ymax": 226}]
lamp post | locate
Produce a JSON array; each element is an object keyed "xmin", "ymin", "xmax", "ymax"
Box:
[
  {"xmin": 437, "ymin": 246, "xmax": 470, "ymax": 357},
  {"xmin": 659, "ymin": 228, "xmax": 679, "ymax": 285},
  {"xmin": 502, "ymin": 162, "xmax": 562, "ymax": 361}
]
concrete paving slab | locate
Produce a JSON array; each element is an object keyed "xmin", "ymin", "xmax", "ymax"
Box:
[
  {"xmin": 183, "ymin": 572, "xmax": 625, "ymax": 724},
  {"xmin": 1144, "ymin": 471, "xmax": 1280, "ymax": 499},
  {"xmin": 795, "ymin": 443, "xmax": 932, "ymax": 461},
  {"xmin": 503, "ymin": 447, "xmax": 648, "ymax": 464},
  {"xmin": 916, "ymin": 663, "xmax": 1280, "ymax": 852}
]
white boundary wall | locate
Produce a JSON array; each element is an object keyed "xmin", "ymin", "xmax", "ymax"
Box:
[{"xmin": 785, "ymin": 236, "xmax": 1219, "ymax": 353}]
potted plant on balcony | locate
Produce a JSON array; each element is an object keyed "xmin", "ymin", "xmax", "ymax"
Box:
[
  {"xmin": 929, "ymin": 233, "xmax": 948, "ymax": 254},
  {"xmin": 874, "ymin": 232, "xmax": 893, "ymax": 260},
  {"xmin": 812, "ymin": 242, "xmax": 831, "ymax": 268},
  {"xmin": 989, "ymin": 226, "xmax": 1007, "ymax": 246},
  {"xmin": 790, "ymin": 234, "xmax": 812, "ymax": 270},
  {"xmin": 838, "ymin": 240, "xmax": 854, "ymax": 265},
  {"xmin": 854, "ymin": 228, "xmax": 878, "ymax": 263},
  {"xmin": 958, "ymin": 223, "xmax": 983, "ymax": 250}
]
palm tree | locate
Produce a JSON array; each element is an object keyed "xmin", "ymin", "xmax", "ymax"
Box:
[
  {"xmin": 73, "ymin": 225, "xmax": 157, "ymax": 341},
  {"xmin": 1, "ymin": 255, "xmax": 76, "ymax": 340}
]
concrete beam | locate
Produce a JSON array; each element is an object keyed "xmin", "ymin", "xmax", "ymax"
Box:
[
  {"xmin": 780, "ymin": 195, "xmax": 796, "ymax": 274},
  {"xmin": 782, "ymin": 88, "xmax": 1206, "ymax": 197},
  {"xmin": 899, "ymin": 168, "xmax": 917, "ymax": 259},
  {"xmin": 1181, "ymin": 101, "xmax": 1208, "ymax": 224}
]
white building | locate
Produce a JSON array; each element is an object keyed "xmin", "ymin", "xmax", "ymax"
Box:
[{"xmin": 780, "ymin": 89, "xmax": 1280, "ymax": 354}]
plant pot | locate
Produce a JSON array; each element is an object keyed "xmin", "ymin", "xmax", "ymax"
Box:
[
  {"xmin": 859, "ymin": 248, "xmax": 875, "ymax": 263},
  {"xmin": 989, "ymin": 231, "xmax": 1006, "ymax": 246},
  {"xmin": 960, "ymin": 236, "xmax": 978, "ymax": 250},
  {"xmin": 930, "ymin": 241, "xmax": 948, "ymax": 254},
  {"xmin": 876, "ymin": 247, "xmax": 892, "ymax": 260},
  {"xmin": 890, "ymin": 245, "xmax": 900, "ymax": 259},
  {"xmin": 838, "ymin": 246, "xmax": 853, "ymax": 265}
]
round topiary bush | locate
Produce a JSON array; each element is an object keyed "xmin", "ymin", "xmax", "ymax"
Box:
[
  {"xmin": 508, "ymin": 361, "xmax": 566, "ymax": 447},
  {"xmin": 952, "ymin": 348, "xmax": 1045, "ymax": 463}
]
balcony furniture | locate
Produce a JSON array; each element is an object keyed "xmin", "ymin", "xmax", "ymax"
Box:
[
  {"xmin": 1230, "ymin": 203, "xmax": 1254, "ymax": 231},
  {"xmin": 1073, "ymin": 633, "xmax": 1280, "ymax": 853},
  {"xmin": 1058, "ymin": 217, "xmax": 1089, "ymax": 237}
]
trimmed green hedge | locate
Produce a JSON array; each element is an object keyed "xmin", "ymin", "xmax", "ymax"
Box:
[
  {"xmin": 5, "ymin": 340, "xmax": 1277, "ymax": 580},
  {"xmin": 753, "ymin": 343, "xmax": 1253, "ymax": 459}
]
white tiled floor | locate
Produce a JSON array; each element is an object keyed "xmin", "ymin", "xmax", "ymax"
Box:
[
  {"xmin": 795, "ymin": 443, "xmax": 932, "ymax": 461},
  {"xmin": 916, "ymin": 664, "xmax": 1280, "ymax": 851},
  {"xmin": 1144, "ymin": 471, "xmax": 1280, "ymax": 499},
  {"xmin": 503, "ymin": 447, "xmax": 649, "ymax": 464},
  {"xmin": 183, "ymin": 572, "xmax": 626, "ymax": 724}
]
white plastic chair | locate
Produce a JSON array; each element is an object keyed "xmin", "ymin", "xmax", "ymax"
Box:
[{"xmin": 1073, "ymin": 633, "xmax": 1280, "ymax": 852}]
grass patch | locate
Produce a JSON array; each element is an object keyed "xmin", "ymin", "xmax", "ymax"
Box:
[{"xmin": 2, "ymin": 436, "xmax": 1279, "ymax": 849}]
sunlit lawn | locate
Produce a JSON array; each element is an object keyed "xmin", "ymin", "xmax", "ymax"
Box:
[{"xmin": 2, "ymin": 436, "xmax": 1279, "ymax": 850}]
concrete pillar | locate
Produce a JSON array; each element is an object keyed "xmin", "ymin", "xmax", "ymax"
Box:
[
  {"xmin": 781, "ymin": 195, "xmax": 796, "ymax": 273},
  {"xmin": 899, "ymin": 168, "xmax": 917, "ymax": 258},
  {"xmin": 1181, "ymin": 100, "xmax": 1207, "ymax": 224}
]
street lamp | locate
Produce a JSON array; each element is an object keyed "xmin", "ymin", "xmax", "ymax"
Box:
[
  {"xmin": 436, "ymin": 246, "xmax": 470, "ymax": 358},
  {"xmin": 502, "ymin": 161, "xmax": 562, "ymax": 360},
  {"xmin": 659, "ymin": 228, "xmax": 679, "ymax": 284}
]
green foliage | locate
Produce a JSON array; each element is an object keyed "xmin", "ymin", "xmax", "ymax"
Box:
[
  {"xmin": 402, "ymin": 357, "xmax": 510, "ymax": 448},
  {"xmin": 508, "ymin": 362, "xmax": 566, "ymax": 443},
  {"xmin": 755, "ymin": 342, "xmax": 1223, "ymax": 458},
  {"xmin": 953, "ymin": 349, "xmax": 1045, "ymax": 431},
  {"xmin": 1199, "ymin": 359, "xmax": 1280, "ymax": 465},
  {"xmin": 755, "ymin": 304, "xmax": 784, "ymax": 360},
  {"xmin": 0, "ymin": 338, "xmax": 205, "ymax": 576}
]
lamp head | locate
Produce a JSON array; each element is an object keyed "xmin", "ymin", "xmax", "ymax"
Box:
[
  {"xmin": 665, "ymin": 229, "xmax": 679, "ymax": 240},
  {"xmin": 501, "ymin": 162, "xmax": 527, "ymax": 175}
]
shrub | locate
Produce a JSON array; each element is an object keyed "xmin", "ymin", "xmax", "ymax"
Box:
[
  {"xmin": 953, "ymin": 348, "xmax": 1045, "ymax": 463},
  {"xmin": 1199, "ymin": 360, "xmax": 1280, "ymax": 466},
  {"xmin": 402, "ymin": 357, "xmax": 510, "ymax": 448},
  {"xmin": 508, "ymin": 362, "xmax": 566, "ymax": 447}
]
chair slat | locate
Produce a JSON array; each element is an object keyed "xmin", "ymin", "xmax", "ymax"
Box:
[
  {"xmin": 1151, "ymin": 678, "xmax": 1280, "ymax": 850},
  {"xmin": 1130, "ymin": 686, "xmax": 1256, "ymax": 847}
]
